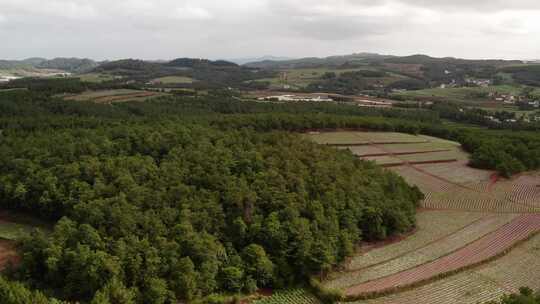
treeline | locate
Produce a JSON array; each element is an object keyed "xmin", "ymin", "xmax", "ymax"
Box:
[
  {"xmin": 1, "ymin": 77, "xmax": 138, "ymax": 96},
  {"xmin": 500, "ymin": 65, "xmax": 540, "ymax": 86},
  {"xmin": 1, "ymin": 88, "xmax": 539, "ymax": 178}
]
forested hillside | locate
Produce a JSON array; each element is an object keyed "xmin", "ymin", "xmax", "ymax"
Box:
[{"xmin": 0, "ymin": 89, "xmax": 423, "ymax": 303}]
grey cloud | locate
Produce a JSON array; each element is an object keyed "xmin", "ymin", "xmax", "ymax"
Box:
[{"xmin": 0, "ymin": 0, "xmax": 539, "ymax": 60}]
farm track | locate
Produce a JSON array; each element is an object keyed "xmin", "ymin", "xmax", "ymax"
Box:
[{"xmin": 344, "ymin": 214, "xmax": 540, "ymax": 298}]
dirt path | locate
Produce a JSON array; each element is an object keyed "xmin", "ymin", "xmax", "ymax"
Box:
[{"xmin": 345, "ymin": 214, "xmax": 540, "ymax": 298}]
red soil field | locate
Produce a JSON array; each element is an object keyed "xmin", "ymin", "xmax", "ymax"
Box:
[
  {"xmin": 0, "ymin": 239, "xmax": 19, "ymax": 270},
  {"xmin": 345, "ymin": 214, "xmax": 540, "ymax": 298}
]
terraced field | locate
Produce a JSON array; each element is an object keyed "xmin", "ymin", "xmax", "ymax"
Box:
[
  {"xmin": 347, "ymin": 211, "xmax": 487, "ymax": 270},
  {"xmin": 307, "ymin": 132, "xmax": 426, "ymax": 146},
  {"xmin": 65, "ymin": 89, "xmax": 166, "ymax": 103},
  {"xmin": 344, "ymin": 214, "xmax": 540, "ymax": 297},
  {"xmin": 347, "ymin": 233, "xmax": 540, "ymax": 304},
  {"xmin": 253, "ymin": 289, "xmax": 321, "ymax": 304},
  {"xmin": 295, "ymin": 132, "xmax": 540, "ymax": 303},
  {"xmin": 325, "ymin": 214, "xmax": 517, "ymax": 290}
]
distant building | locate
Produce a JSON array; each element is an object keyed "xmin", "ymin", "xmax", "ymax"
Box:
[
  {"xmin": 528, "ymin": 100, "xmax": 540, "ymax": 108},
  {"xmin": 357, "ymin": 99, "xmax": 393, "ymax": 108},
  {"xmin": 257, "ymin": 94, "xmax": 333, "ymax": 103},
  {"xmin": 465, "ymin": 78, "xmax": 491, "ymax": 87}
]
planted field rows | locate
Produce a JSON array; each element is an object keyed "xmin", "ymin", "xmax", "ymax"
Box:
[
  {"xmin": 307, "ymin": 132, "xmax": 427, "ymax": 146},
  {"xmin": 423, "ymin": 191, "xmax": 540, "ymax": 213},
  {"xmin": 325, "ymin": 214, "xmax": 517, "ymax": 289},
  {"xmin": 344, "ymin": 214, "xmax": 540, "ymax": 298},
  {"xmin": 345, "ymin": 233, "xmax": 540, "ymax": 304},
  {"xmin": 489, "ymin": 174, "xmax": 540, "ymax": 207},
  {"xmin": 391, "ymin": 166, "xmax": 540, "ymax": 213},
  {"xmin": 253, "ymin": 289, "xmax": 321, "ymax": 304},
  {"xmin": 414, "ymin": 161, "xmax": 494, "ymax": 185},
  {"xmin": 65, "ymin": 89, "xmax": 165, "ymax": 103},
  {"xmin": 346, "ymin": 270, "xmax": 507, "ymax": 304},
  {"xmin": 346, "ymin": 211, "xmax": 487, "ymax": 271}
]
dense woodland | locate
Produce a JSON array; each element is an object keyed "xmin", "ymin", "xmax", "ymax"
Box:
[
  {"xmin": 0, "ymin": 81, "xmax": 539, "ymax": 303},
  {"xmin": 0, "ymin": 88, "xmax": 425, "ymax": 303}
]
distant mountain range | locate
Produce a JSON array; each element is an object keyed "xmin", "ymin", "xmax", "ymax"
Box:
[
  {"xmin": 0, "ymin": 57, "xmax": 99, "ymax": 73},
  {"xmin": 227, "ymin": 56, "xmax": 296, "ymax": 65},
  {"xmin": 243, "ymin": 53, "xmax": 522, "ymax": 69}
]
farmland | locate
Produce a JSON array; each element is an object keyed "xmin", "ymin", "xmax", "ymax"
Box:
[
  {"xmin": 325, "ymin": 214, "xmax": 518, "ymax": 290},
  {"xmin": 391, "ymin": 84, "xmax": 525, "ymax": 103},
  {"xmin": 348, "ymin": 233, "xmax": 540, "ymax": 304},
  {"xmin": 298, "ymin": 131, "xmax": 540, "ymax": 303},
  {"xmin": 77, "ymin": 73, "xmax": 119, "ymax": 83},
  {"xmin": 150, "ymin": 75, "xmax": 195, "ymax": 84},
  {"xmin": 306, "ymin": 132, "xmax": 427, "ymax": 146},
  {"xmin": 344, "ymin": 214, "xmax": 540, "ymax": 298},
  {"xmin": 259, "ymin": 67, "xmax": 407, "ymax": 90},
  {"xmin": 253, "ymin": 289, "xmax": 321, "ymax": 304},
  {"xmin": 64, "ymin": 89, "xmax": 166, "ymax": 103}
]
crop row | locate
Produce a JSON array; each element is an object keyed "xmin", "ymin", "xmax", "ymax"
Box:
[
  {"xmin": 306, "ymin": 132, "xmax": 428, "ymax": 146},
  {"xmin": 344, "ymin": 214, "xmax": 540, "ymax": 297},
  {"xmin": 474, "ymin": 232, "xmax": 540, "ymax": 292},
  {"xmin": 344, "ymin": 233, "xmax": 540, "ymax": 304},
  {"xmin": 326, "ymin": 214, "xmax": 516, "ymax": 289},
  {"xmin": 422, "ymin": 191, "xmax": 540, "ymax": 213},
  {"xmin": 346, "ymin": 211, "xmax": 487, "ymax": 271},
  {"xmin": 390, "ymin": 166, "xmax": 459, "ymax": 194},
  {"xmin": 415, "ymin": 161, "xmax": 494, "ymax": 185},
  {"xmin": 345, "ymin": 271, "xmax": 507, "ymax": 304},
  {"xmin": 253, "ymin": 289, "xmax": 321, "ymax": 304}
]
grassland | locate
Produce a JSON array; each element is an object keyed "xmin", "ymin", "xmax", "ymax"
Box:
[{"xmin": 65, "ymin": 89, "xmax": 166, "ymax": 103}]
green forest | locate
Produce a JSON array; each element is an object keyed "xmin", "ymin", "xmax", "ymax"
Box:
[{"xmin": 0, "ymin": 81, "xmax": 539, "ymax": 303}]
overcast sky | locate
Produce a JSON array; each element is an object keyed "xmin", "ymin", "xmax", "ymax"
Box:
[{"xmin": 1, "ymin": 0, "xmax": 539, "ymax": 61}]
